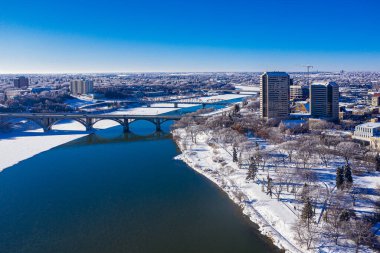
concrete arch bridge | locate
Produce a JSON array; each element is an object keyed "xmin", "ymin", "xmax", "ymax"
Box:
[{"xmin": 0, "ymin": 113, "xmax": 185, "ymax": 133}]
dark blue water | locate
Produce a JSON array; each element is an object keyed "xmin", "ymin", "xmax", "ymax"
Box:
[{"xmin": 0, "ymin": 121, "xmax": 279, "ymax": 253}]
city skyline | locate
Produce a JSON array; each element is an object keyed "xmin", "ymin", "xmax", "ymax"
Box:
[{"xmin": 1, "ymin": 0, "xmax": 380, "ymax": 73}]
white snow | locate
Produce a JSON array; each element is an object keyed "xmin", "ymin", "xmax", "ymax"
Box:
[
  {"xmin": 149, "ymin": 103, "xmax": 198, "ymax": 108},
  {"xmin": 0, "ymin": 119, "xmax": 123, "ymax": 172},
  {"xmin": 234, "ymin": 85, "xmax": 260, "ymax": 92},
  {"xmin": 0, "ymin": 105, "xmax": 180, "ymax": 172},
  {"xmin": 107, "ymin": 107, "xmax": 181, "ymax": 115},
  {"xmin": 179, "ymin": 94, "xmax": 251, "ymax": 102},
  {"xmin": 173, "ymin": 128, "xmax": 380, "ymax": 253}
]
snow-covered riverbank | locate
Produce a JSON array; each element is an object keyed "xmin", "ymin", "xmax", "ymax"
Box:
[
  {"xmin": 173, "ymin": 128, "xmax": 303, "ymax": 252},
  {"xmin": 172, "ymin": 128, "xmax": 379, "ymax": 253}
]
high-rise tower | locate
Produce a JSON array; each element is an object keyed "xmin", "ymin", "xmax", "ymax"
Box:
[{"xmin": 260, "ymin": 72, "xmax": 290, "ymax": 119}]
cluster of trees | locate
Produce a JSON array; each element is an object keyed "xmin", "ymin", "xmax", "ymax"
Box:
[
  {"xmin": 173, "ymin": 101, "xmax": 380, "ymax": 251},
  {"xmin": 294, "ymin": 189, "xmax": 376, "ymax": 252},
  {"xmin": 0, "ymin": 93, "xmax": 73, "ymax": 113}
]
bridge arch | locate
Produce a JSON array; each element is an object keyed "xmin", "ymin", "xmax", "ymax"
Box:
[
  {"xmin": 129, "ymin": 118, "xmax": 155, "ymax": 125},
  {"xmin": 48, "ymin": 118, "xmax": 88, "ymax": 131},
  {"xmin": 91, "ymin": 118, "xmax": 125, "ymax": 129},
  {"xmin": 129, "ymin": 118, "xmax": 174, "ymax": 133}
]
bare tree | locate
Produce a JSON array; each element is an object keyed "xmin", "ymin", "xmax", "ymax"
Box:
[
  {"xmin": 323, "ymin": 191, "xmax": 357, "ymax": 246},
  {"xmin": 273, "ymin": 180, "xmax": 283, "ymax": 200},
  {"xmin": 188, "ymin": 125, "xmax": 201, "ymax": 144},
  {"xmin": 336, "ymin": 141, "xmax": 361, "ymax": 164},
  {"xmin": 293, "ymin": 220, "xmax": 319, "ymax": 250},
  {"xmin": 321, "ymin": 134, "xmax": 344, "ymax": 149},
  {"xmin": 349, "ymin": 184, "xmax": 361, "ymax": 206},
  {"xmin": 267, "ymin": 127, "xmax": 285, "ymax": 144},
  {"xmin": 346, "ymin": 219, "xmax": 374, "ymax": 253},
  {"xmin": 281, "ymin": 140, "xmax": 298, "ymax": 163},
  {"xmin": 277, "ymin": 167, "xmax": 296, "ymax": 192},
  {"xmin": 323, "ymin": 200, "xmax": 345, "ymax": 245},
  {"xmin": 315, "ymin": 145, "xmax": 334, "ymax": 167},
  {"xmin": 246, "ymin": 158, "xmax": 258, "ymax": 182}
]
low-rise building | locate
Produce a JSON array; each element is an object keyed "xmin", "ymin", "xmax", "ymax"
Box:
[
  {"xmin": 353, "ymin": 122, "xmax": 380, "ymax": 150},
  {"xmin": 354, "ymin": 122, "xmax": 380, "ymax": 139},
  {"xmin": 372, "ymin": 93, "xmax": 380, "ymax": 106},
  {"xmin": 5, "ymin": 89, "xmax": 23, "ymax": 99},
  {"xmin": 290, "ymin": 85, "xmax": 309, "ymax": 101}
]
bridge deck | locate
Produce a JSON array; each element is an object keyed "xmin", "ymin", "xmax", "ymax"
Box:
[{"xmin": 0, "ymin": 113, "xmax": 184, "ymax": 120}]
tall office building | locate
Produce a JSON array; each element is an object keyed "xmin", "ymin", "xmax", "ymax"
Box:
[
  {"xmin": 14, "ymin": 76, "xmax": 29, "ymax": 88},
  {"xmin": 310, "ymin": 82, "xmax": 339, "ymax": 121},
  {"xmin": 260, "ymin": 72, "xmax": 290, "ymax": 119},
  {"xmin": 70, "ymin": 80, "xmax": 94, "ymax": 95}
]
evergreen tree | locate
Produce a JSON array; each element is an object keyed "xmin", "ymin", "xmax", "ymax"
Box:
[
  {"xmin": 336, "ymin": 166, "xmax": 344, "ymax": 190},
  {"xmin": 301, "ymin": 183, "xmax": 309, "ymax": 202},
  {"xmin": 246, "ymin": 162, "xmax": 258, "ymax": 181},
  {"xmin": 301, "ymin": 197, "xmax": 314, "ymax": 228},
  {"xmin": 234, "ymin": 104, "xmax": 240, "ymax": 113},
  {"xmin": 343, "ymin": 164, "xmax": 353, "ymax": 187},
  {"xmin": 233, "ymin": 146, "xmax": 238, "ymax": 162},
  {"xmin": 266, "ymin": 175, "xmax": 273, "ymax": 198},
  {"xmin": 339, "ymin": 208, "xmax": 355, "ymax": 222},
  {"xmin": 376, "ymin": 153, "xmax": 380, "ymax": 172}
]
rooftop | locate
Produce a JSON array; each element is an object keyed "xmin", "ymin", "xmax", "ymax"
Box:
[
  {"xmin": 263, "ymin": 72, "xmax": 289, "ymax": 77},
  {"xmin": 311, "ymin": 81, "xmax": 338, "ymax": 87},
  {"xmin": 356, "ymin": 122, "xmax": 380, "ymax": 129}
]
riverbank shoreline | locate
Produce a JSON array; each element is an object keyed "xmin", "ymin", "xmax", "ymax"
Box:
[{"xmin": 172, "ymin": 128, "xmax": 304, "ymax": 253}]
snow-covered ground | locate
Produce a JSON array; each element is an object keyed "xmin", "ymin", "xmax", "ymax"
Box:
[
  {"xmin": 107, "ymin": 106, "xmax": 181, "ymax": 115},
  {"xmin": 65, "ymin": 98, "xmax": 95, "ymax": 107},
  {"xmin": 149, "ymin": 103, "xmax": 198, "ymax": 108},
  {"xmin": 234, "ymin": 85, "xmax": 260, "ymax": 92},
  {"xmin": 0, "ymin": 120, "xmax": 119, "ymax": 172},
  {"xmin": 179, "ymin": 94, "xmax": 251, "ymax": 102},
  {"xmin": 173, "ymin": 128, "xmax": 380, "ymax": 253}
]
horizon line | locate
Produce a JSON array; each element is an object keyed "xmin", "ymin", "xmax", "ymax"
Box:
[{"xmin": 0, "ymin": 70, "xmax": 376, "ymax": 75}]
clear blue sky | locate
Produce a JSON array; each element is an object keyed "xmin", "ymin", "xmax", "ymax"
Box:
[{"xmin": 0, "ymin": 0, "xmax": 379, "ymax": 73}]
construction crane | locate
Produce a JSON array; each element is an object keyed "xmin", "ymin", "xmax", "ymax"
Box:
[{"xmin": 302, "ymin": 65, "xmax": 314, "ymax": 86}]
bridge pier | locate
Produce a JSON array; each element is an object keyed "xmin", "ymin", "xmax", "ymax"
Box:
[
  {"xmin": 123, "ymin": 118, "xmax": 130, "ymax": 133},
  {"xmin": 85, "ymin": 118, "xmax": 94, "ymax": 131},
  {"xmin": 174, "ymin": 102, "xmax": 178, "ymax": 108},
  {"xmin": 154, "ymin": 118, "xmax": 162, "ymax": 132},
  {"xmin": 155, "ymin": 122, "xmax": 161, "ymax": 131},
  {"xmin": 41, "ymin": 117, "xmax": 54, "ymax": 132}
]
